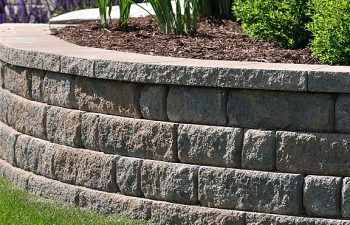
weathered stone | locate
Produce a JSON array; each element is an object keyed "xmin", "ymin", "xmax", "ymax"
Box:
[
  {"xmin": 178, "ymin": 124, "xmax": 242, "ymax": 167},
  {"xmin": 54, "ymin": 146, "xmax": 118, "ymax": 192},
  {"xmin": 116, "ymin": 157, "xmax": 143, "ymax": 197},
  {"xmin": 151, "ymin": 201, "xmax": 246, "ymax": 225},
  {"xmin": 46, "ymin": 106, "xmax": 83, "ymax": 147},
  {"xmin": 1, "ymin": 88, "xmax": 19, "ymax": 126},
  {"xmin": 276, "ymin": 131, "xmax": 350, "ymax": 176},
  {"xmin": 336, "ymin": 95, "xmax": 350, "ymax": 133},
  {"xmin": 141, "ymin": 160, "xmax": 199, "ymax": 204},
  {"xmin": 227, "ymin": 90, "xmax": 334, "ymax": 132},
  {"xmin": 308, "ymin": 71, "xmax": 350, "ymax": 93},
  {"xmin": 30, "ymin": 70, "xmax": 45, "ymax": 102},
  {"xmin": 140, "ymin": 84, "xmax": 168, "ymax": 120},
  {"xmin": 342, "ymin": 178, "xmax": 350, "ymax": 219},
  {"xmin": 242, "ymin": 129, "xmax": 276, "ymax": 171},
  {"xmin": 0, "ymin": 158, "xmax": 29, "ymax": 190},
  {"xmin": 0, "ymin": 61, "xmax": 3, "ymax": 88},
  {"xmin": 167, "ymin": 86, "xmax": 227, "ymax": 125},
  {"xmin": 60, "ymin": 56, "xmax": 94, "ymax": 77},
  {"xmin": 79, "ymin": 189, "xmax": 152, "ymax": 220},
  {"xmin": 3, "ymin": 64, "xmax": 31, "ymax": 99},
  {"xmin": 99, "ymin": 114, "xmax": 178, "ymax": 162},
  {"xmin": 42, "ymin": 72, "xmax": 75, "ymax": 108},
  {"xmin": 81, "ymin": 113, "xmax": 100, "ymax": 151},
  {"xmin": 0, "ymin": 88, "xmax": 11, "ymax": 123},
  {"xmin": 304, "ymin": 175, "xmax": 341, "ymax": 217},
  {"xmin": 198, "ymin": 166, "xmax": 303, "ymax": 215},
  {"xmin": 0, "ymin": 122, "xmax": 20, "ymax": 165},
  {"xmin": 74, "ymin": 76, "xmax": 141, "ymax": 118}
]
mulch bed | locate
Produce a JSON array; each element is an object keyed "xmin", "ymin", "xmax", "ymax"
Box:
[{"xmin": 53, "ymin": 16, "xmax": 321, "ymax": 64}]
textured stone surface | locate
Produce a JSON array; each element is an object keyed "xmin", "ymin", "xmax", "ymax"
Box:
[
  {"xmin": 30, "ymin": 70, "xmax": 45, "ymax": 102},
  {"xmin": 140, "ymin": 84, "xmax": 168, "ymax": 120},
  {"xmin": 0, "ymin": 61, "xmax": 3, "ymax": 88},
  {"xmin": 79, "ymin": 189, "xmax": 152, "ymax": 220},
  {"xmin": 242, "ymin": 129, "xmax": 276, "ymax": 171},
  {"xmin": 167, "ymin": 86, "xmax": 227, "ymax": 125},
  {"xmin": 54, "ymin": 146, "xmax": 118, "ymax": 192},
  {"xmin": 151, "ymin": 201, "xmax": 246, "ymax": 225},
  {"xmin": 60, "ymin": 56, "xmax": 94, "ymax": 77},
  {"xmin": 116, "ymin": 157, "xmax": 143, "ymax": 197},
  {"xmin": 178, "ymin": 124, "xmax": 242, "ymax": 167},
  {"xmin": 99, "ymin": 114, "xmax": 178, "ymax": 162},
  {"xmin": 276, "ymin": 131, "xmax": 350, "ymax": 176},
  {"xmin": 42, "ymin": 72, "xmax": 75, "ymax": 108},
  {"xmin": 308, "ymin": 71, "xmax": 350, "ymax": 93},
  {"xmin": 0, "ymin": 89, "xmax": 10, "ymax": 122},
  {"xmin": 342, "ymin": 178, "xmax": 350, "ymax": 219},
  {"xmin": 15, "ymin": 135, "xmax": 56, "ymax": 178},
  {"xmin": 198, "ymin": 166, "xmax": 303, "ymax": 215},
  {"xmin": 141, "ymin": 160, "xmax": 199, "ymax": 204},
  {"xmin": 1, "ymin": 88, "xmax": 19, "ymax": 125},
  {"xmin": 0, "ymin": 122, "xmax": 20, "ymax": 165},
  {"xmin": 304, "ymin": 175, "xmax": 341, "ymax": 217},
  {"xmin": 46, "ymin": 106, "xmax": 83, "ymax": 147},
  {"xmin": 227, "ymin": 90, "xmax": 334, "ymax": 132},
  {"xmin": 0, "ymin": 158, "xmax": 29, "ymax": 190},
  {"xmin": 81, "ymin": 113, "xmax": 100, "ymax": 151},
  {"xmin": 336, "ymin": 95, "xmax": 350, "ymax": 133},
  {"xmin": 75, "ymin": 76, "xmax": 141, "ymax": 118},
  {"xmin": 3, "ymin": 64, "xmax": 31, "ymax": 99}
]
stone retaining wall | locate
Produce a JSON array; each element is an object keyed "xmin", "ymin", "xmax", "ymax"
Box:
[{"xmin": 1, "ymin": 24, "xmax": 350, "ymax": 224}]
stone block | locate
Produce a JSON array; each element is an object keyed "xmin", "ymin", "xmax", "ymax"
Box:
[
  {"xmin": 304, "ymin": 175, "xmax": 341, "ymax": 217},
  {"xmin": 2, "ymin": 89, "xmax": 20, "ymax": 126},
  {"xmin": 81, "ymin": 113, "xmax": 100, "ymax": 151},
  {"xmin": 198, "ymin": 166, "xmax": 303, "ymax": 215},
  {"xmin": 141, "ymin": 160, "xmax": 199, "ymax": 204},
  {"xmin": 46, "ymin": 106, "xmax": 83, "ymax": 147},
  {"xmin": 0, "ymin": 159, "xmax": 29, "ymax": 190},
  {"xmin": 3, "ymin": 64, "xmax": 31, "ymax": 99},
  {"xmin": 42, "ymin": 72, "xmax": 75, "ymax": 108},
  {"xmin": 0, "ymin": 61, "xmax": 3, "ymax": 88},
  {"xmin": 140, "ymin": 84, "xmax": 168, "ymax": 120},
  {"xmin": 60, "ymin": 56, "xmax": 94, "ymax": 77},
  {"xmin": 167, "ymin": 86, "xmax": 227, "ymax": 125},
  {"xmin": 99, "ymin": 115, "xmax": 178, "ymax": 162},
  {"xmin": 178, "ymin": 124, "xmax": 242, "ymax": 167},
  {"xmin": 308, "ymin": 71, "xmax": 350, "ymax": 93},
  {"xmin": 116, "ymin": 157, "xmax": 143, "ymax": 197},
  {"xmin": 227, "ymin": 90, "xmax": 334, "ymax": 132},
  {"xmin": 342, "ymin": 178, "xmax": 350, "ymax": 219},
  {"xmin": 30, "ymin": 70, "xmax": 45, "ymax": 102},
  {"xmin": 0, "ymin": 122, "xmax": 20, "ymax": 165},
  {"xmin": 151, "ymin": 201, "xmax": 246, "ymax": 225},
  {"xmin": 74, "ymin": 76, "xmax": 141, "ymax": 118},
  {"xmin": 54, "ymin": 146, "xmax": 118, "ymax": 192},
  {"xmin": 336, "ymin": 95, "xmax": 350, "ymax": 133},
  {"xmin": 276, "ymin": 131, "xmax": 350, "ymax": 176},
  {"xmin": 0, "ymin": 89, "xmax": 11, "ymax": 123},
  {"xmin": 242, "ymin": 129, "xmax": 276, "ymax": 171}
]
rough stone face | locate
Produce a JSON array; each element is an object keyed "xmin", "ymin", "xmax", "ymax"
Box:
[
  {"xmin": 242, "ymin": 129, "xmax": 276, "ymax": 171},
  {"xmin": 42, "ymin": 72, "xmax": 75, "ymax": 108},
  {"xmin": 303, "ymin": 175, "xmax": 341, "ymax": 217},
  {"xmin": 99, "ymin": 115, "xmax": 178, "ymax": 162},
  {"xmin": 0, "ymin": 61, "xmax": 3, "ymax": 88},
  {"xmin": 60, "ymin": 56, "xmax": 94, "ymax": 77},
  {"xmin": 54, "ymin": 146, "xmax": 118, "ymax": 192},
  {"xmin": 116, "ymin": 157, "xmax": 143, "ymax": 197},
  {"xmin": 140, "ymin": 84, "xmax": 168, "ymax": 120},
  {"xmin": 167, "ymin": 86, "xmax": 227, "ymax": 125},
  {"xmin": 3, "ymin": 64, "xmax": 31, "ymax": 99},
  {"xmin": 30, "ymin": 70, "xmax": 45, "ymax": 102},
  {"xmin": 227, "ymin": 90, "xmax": 334, "ymax": 132},
  {"xmin": 0, "ymin": 122, "xmax": 20, "ymax": 165},
  {"xmin": 151, "ymin": 201, "xmax": 246, "ymax": 225},
  {"xmin": 276, "ymin": 131, "xmax": 350, "ymax": 176},
  {"xmin": 79, "ymin": 189, "xmax": 152, "ymax": 220},
  {"xmin": 178, "ymin": 124, "xmax": 243, "ymax": 167},
  {"xmin": 308, "ymin": 71, "xmax": 350, "ymax": 93},
  {"xmin": 46, "ymin": 106, "xmax": 83, "ymax": 147},
  {"xmin": 1, "ymin": 88, "xmax": 19, "ymax": 126},
  {"xmin": 198, "ymin": 166, "xmax": 303, "ymax": 215},
  {"xmin": 0, "ymin": 159, "xmax": 30, "ymax": 190},
  {"xmin": 81, "ymin": 113, "xmax": 100, "ymax": 151},
  {"xmin": 74, "ymin": 76, "xmax": 141, "ymax": 118},
  {"xmin": 342, "ymin": 178, "xmax": 350, "ymax": 219},
  {"xmin": 335, "ymin": 95, "xmax": 350, "ymax": 133},
  {"xmin": 141, "ymin": 160, "xmax": 199, "ymax": 204}
]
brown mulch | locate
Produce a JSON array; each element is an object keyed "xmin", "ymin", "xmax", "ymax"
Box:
[{"xmin": 53, "ymin": 16, "xmax": 321, "ymax": 64}]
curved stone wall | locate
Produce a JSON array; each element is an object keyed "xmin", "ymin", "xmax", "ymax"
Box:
[{"xmin": 1, "ymin": 24, "xmax": 350, "ymax": 224}]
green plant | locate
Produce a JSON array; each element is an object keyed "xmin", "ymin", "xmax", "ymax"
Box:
[
  {"xmin": 199, "ymin": 0, "xmax": 234, "ymax": 19},
  {"xmin": 119, "ymin": 0, "xmax": 133, "ymax": 28},
  {"xmin": 307, "ymin": 0, "xmax": 350, "ymax": 65},
  {"xmin": 97, "ymin": 0, "xmax": 113, "ymax": 27},
  {"xmin": 233, "ymin": 0, "xmax": 311, "ymax": 49}
]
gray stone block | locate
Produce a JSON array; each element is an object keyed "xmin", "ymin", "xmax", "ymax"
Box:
[
  {"xmin": 0, "ymin": 158, "xmax": 29, "ymax": 190},
  {"xmin": 54, "ymin": 146, "xmax": 118, "ymax": 192},
  {"xmin": 140, "ymin": 84, "xmax": 168, "ymax": 120},
  {"xmin": 0, "ymin": 61, "xmax": 3, "ymax": 88},
  {"xmin": 276, "ymin": 131, "xmax": 350, "ymax": 176},
  {"xmin": 141, "ymin": 160, "xmax": 199, "ymax": 204},
  {"xmin": 81, "ymin": 113, "xmax": 100, "ymax": 151},
  {"xmin": 242, "ymin": 129, "xmax": 276, "ymax": 171},
  {"xmin": 227, "ymin": 90, "xmax": 334, "ymax": 132},
  {"xmin": 167, "ymin": 86, "xmax": 227, "ymax": 125},
  {"xmin": 3, "ymin": 64, "xmax": 31, "ymax": 99},
  {"xmin": 79, "ymin": 189, "xmax": 152, "ymax": 221},
  {"xmin": 304, "ymin": 175, "xmax": 341, "ymax": 217},
  {"xmin": 0, "ymin": 122, "xmax": 20, "ymax": 165},
  {"xmin": 342, "ymin": 178, "xmax": 350, "ymax": 219},
  {"xmin": 1, "ymin": 89, "xmax": 19, "ymax": 126},
  {"xmin": 178, "ymin": 124, "xmax": 242, "ymax": 167},
  {"xmin": 99, "ymin": 115, "xmax": 178, "ymax": 162},
  {"xmin": 308, "ymin": 71, "xmax": 350, "ymax": 93},
  {"xmin": 116, "ymin": 157, "xmax": 143, "ymax": 197},
  {"xmin": 60, "ymin": 56, "xmax": 94, "ymax": 77},
  {"xmin": 46, "ymin": 106, "xmax": 83, "ymax": 147},
  {"xmin": 74, "ymin": 76, "xmax": 141, "ymax": 118},
  {"xmin": 336, "ymin": 95, "xmax": 350, "ymax": 133},
  {"xmin": 198, "ymin": 166, "xmax": 303, "ymax": 215},
  {"xmin": 30, "ymin": 70, "xmax": 45, "ymax": 102},
  {"xmin": 151, "ymin": 201, "xmax": 246, "ymax": 225},
  {"xmin": 42, "ymin": 72, "xmax": 75, "ymax": 108}
]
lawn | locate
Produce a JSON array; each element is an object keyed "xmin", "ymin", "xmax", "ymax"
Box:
[{"xmin": 0, "ymin": 176, "xmax": 150, "ymax": 225}]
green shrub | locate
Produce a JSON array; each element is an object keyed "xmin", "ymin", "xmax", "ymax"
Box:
[
  {"xmin": 233, "ymin": 0, "xmax": 311, "ymax": 49},
  {"xmin": 199, "ymin": 0, "xmax": 235, "ymax": 19},
  {"xmin": 307, "ymin": 0, "xmax": 350, "ymax": 65}
]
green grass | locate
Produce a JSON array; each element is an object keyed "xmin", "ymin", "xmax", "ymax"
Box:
[{"xmin": 0, "ymin": 176, "xmax": 150, "ymax": 225}]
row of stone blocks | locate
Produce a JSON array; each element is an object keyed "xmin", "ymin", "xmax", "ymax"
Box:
[
  {"xmin": 3, "ymin": 62, "xmax": 350, "ymax": 134},
  {"xmin": 2, "ymin": 87, "xmax": 350, "ymax": 177},
  {"xmin": 1, "ymin": 121, "xmax": 350, "ymax": 220}
]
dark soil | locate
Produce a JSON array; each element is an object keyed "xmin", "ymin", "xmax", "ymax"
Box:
[{"xmin": 53, "ymin": 16, "xmax": 321, "ymax": 64}]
